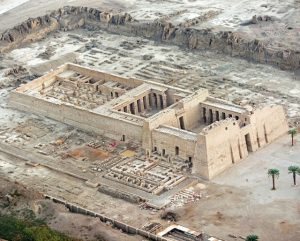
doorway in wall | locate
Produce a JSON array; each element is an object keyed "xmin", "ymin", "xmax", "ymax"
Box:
[
  {"xmin": 188, "ymin": 156, "xmax": 193, "ymax": 168},
  {"xmin": 203, "ymin": 107, "xmax": 207, "ymax": 123},
  {"xmin": 245, "ymin": 134, "xmax": 253, "ymax": 152},
  {"xmin": 179, "ymin": 116, "xmax": 185, "ymax": 130},
  {"xmin": 222, "ymin": 112, "xmax": 226, "ymax": 119}
]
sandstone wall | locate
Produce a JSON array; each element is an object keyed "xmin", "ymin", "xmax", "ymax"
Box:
[
  {"xmin": 152, "ymin": 126, "xmax": 196, "ymax": 159},
  {"xmin": 248, "ymin": 105, "xmax": 289, "ymax": 147},
  {"xmin": 198, "ymin": 119, "xmax": 247, "ymax": 180},
  {"xmin": 193, "ymin": 105, "xmax": 288, "ymax": 180},
  {"xmin": 9, "ymin": 92, "xmax": 143, "ymax": 141},
  {"xmin": 193, "ymin": 134, "xmax": 209, "ymax": 178},
  {"xmin": 68, "ymin": 64, "xmax": 143, "ymax": 88},
  {"xmin": 180, "ymin": 90, "xmax": 209, "ymax": 130}
]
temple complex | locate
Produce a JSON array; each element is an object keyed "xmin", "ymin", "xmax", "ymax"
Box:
[{"xmin": 9, "ymin": 63, "xmax": 288, "ymax": 180}]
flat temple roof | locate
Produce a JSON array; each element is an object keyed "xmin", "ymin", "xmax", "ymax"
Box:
[
  {"xmin": 155, "ymin": 125, "xmax": 197, "ymax": 141},
  {"xmin": 202, "ymin": 100, "xmax": 247, "ymax": 114}
]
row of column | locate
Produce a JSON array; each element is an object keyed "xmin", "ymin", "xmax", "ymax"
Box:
[
  {"xmin": 149, "ymin": 92, "xmax": 167, "ymax": 110},
  {"xmin": 203, "ymin": 107, "xmax": 239, "ymax": 124},
  {"xmin": 120, "ymin": 92, "xmax": 167, "ymax": 115}
]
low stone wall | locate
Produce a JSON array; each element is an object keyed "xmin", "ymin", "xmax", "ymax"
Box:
[
  {"xmin": 44, "ymin": 195, "xmax": 168, "ymax": 241},
  {"xmin": 98, "ymin": 184, "xmax": 146, "ymax": 204}
]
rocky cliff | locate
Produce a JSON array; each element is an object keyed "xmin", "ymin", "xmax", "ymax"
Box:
[{"xmin": 0, "ymin": 6, "xmax": 298, "ymax": 71}]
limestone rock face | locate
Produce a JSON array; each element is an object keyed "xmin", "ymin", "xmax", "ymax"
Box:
[
  {"xmin": 0, "ymin": 15, "xmax": 57, "ymax": 43},
  {"xmin": 0, "ymin": 6, "xmax": 134, "ymax": 53},
  {"xmin": 0, "ymin": 15, "xmax": 59, "ymax": 52},
  {"xmin": 155, "ymin": 23, "xmax": 299, "ymax": 70},
  {"xmin": 0, "ymin": 6, "xmax": 298, "ymax": 70}
]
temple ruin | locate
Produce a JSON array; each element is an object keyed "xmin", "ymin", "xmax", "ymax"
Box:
[{"xmin": 9, "ymin": 63, "xmax": 289, "ymax": 180}]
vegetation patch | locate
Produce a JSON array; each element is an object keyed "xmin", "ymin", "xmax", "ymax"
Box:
[{"xmin": 0, "ymin": 215, "xmax": 80, "ymax": 241}]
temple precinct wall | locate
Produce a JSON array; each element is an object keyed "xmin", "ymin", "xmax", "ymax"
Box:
[
  {"xmin": 9, "ymin": 63, "xmax": 289, "ymax": 180},
  {"xmin": 10, "ymin": 91, "xmax": 144, "ymax": 141}
]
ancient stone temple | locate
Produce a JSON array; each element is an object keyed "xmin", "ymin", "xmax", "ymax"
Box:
[{"xmin": 9, "ymin": 63, "xmax": 288, "ymax": 179}]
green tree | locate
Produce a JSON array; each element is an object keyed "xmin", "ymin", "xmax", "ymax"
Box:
[
  {"xmin": 25, "ymin": 226, "xmax": 72, "ymax": 241},
  {"xmin": 0, "ymin": 215, "xmax": 79, "ymax": 241},
  {"xmin": 246, "ymin": 234, "xmax": 259, "ymax": 241},
  {"xmin": 288, "ymin": 128, "xmax": 297, "ymax": 146},
  {"xmin": 288, "ymin": 165, "xmax": 299, "ymax": 186},
  {"xmin": 268, "ymin": 168, "xmax": 280, "ymax": 190}
]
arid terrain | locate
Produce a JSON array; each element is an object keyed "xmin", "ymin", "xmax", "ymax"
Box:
[{"xmin": 0, "ymin": 1, "xmax": 299, "ymax": 241}]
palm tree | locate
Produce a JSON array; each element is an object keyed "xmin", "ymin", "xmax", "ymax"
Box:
[
  {"xmin": 288, "ymin": 166, "xmax": 299, "ymax": 185},
  {"xmin": 268, "ymin": 168, "xmax": 280, "ymax": 190},
  {"xmin": 288, "ymin": 128, "xmax": 297, "ymax": 146},
  {"xmin": 246, "ymin": 234, "xmax": 259, "ymax": 241}
]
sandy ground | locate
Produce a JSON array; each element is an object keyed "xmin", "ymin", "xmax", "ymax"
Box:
[
  {"xmin": 176, "ymin": 134, "xmax": 300, "ymax": 241},
  {"xmin": 0, "ymin": 1, "xmax": 299, "ymax": 241},
  {"xmin": 0, "ymin": 0, "xmax": 30, "ymax": 15}
]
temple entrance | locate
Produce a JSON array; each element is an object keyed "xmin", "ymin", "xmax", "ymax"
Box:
[
  {"xmin": 203, "ymin": 107, "xmax": 207, "ymax": 123},
  {"xmin": 179, "ymin": 116, "xmax": 185, "ymax": 130},
  {"xmin": 245, "ymin": 134, "xmax": 252, "ymax": 152}
]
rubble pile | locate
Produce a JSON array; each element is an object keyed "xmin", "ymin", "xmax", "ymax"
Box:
[{"xmin": 169, "ymin": 188, "xmax": 202, "ymax": 208}]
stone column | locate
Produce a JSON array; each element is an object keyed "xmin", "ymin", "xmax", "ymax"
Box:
[
  {"xmin": 151, "ymin": 93, "xmax": 156, "ymax": 108},
  {"xmin": 162, "ymin": 94, "xmax": 167, "ymax": 109},
  {"xmin": 211, "ymin": 109, "xmax": 215, "ymax": 123},
  {"xmin": 143, "ymin": 95, "xmax": 148, "ymax": 110},
  {"xmin": 157, "ymin": 94, "xmax": 162, "ymax": 109},
  {"xmin": 208, "ymin": 109, "xmax": 212, "ymax": 123},
  {"xmin": 140, "ymin": 98, "xmax": 145, "ymax": 112},
  {"xmin": 127, "ymin": 105, "xmax": 131, "ymax": 114},
  {"xmin": 134, "ymin": 101, "xmax": 138, "ymax": 114},
  {"xmin": 148, "ymin": 93, "xmax": 152, "ymax": 108},
  {"xmin": 215, "ymin": 110, "xmax": 220, "ymax": 121}
]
